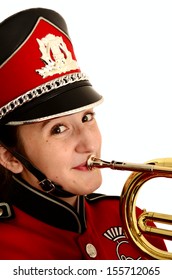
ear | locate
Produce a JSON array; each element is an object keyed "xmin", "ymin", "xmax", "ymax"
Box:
[{"xmin": 0, "ymin": 145, "xmax": 23, "ymax": 174}]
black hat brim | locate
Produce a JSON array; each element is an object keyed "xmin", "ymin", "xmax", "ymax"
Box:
[{"xmin": 5, "ymin": 80, "xmax": 103, "ymax": 125}]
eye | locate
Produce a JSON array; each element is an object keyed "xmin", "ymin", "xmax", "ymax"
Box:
[
  {"xmin": 82, "ymin": 112, "xmax": 95, "ymax": 123},
  {"xmin": 51, "ymin": 124, "xmax": 67, "ymax": 135}
]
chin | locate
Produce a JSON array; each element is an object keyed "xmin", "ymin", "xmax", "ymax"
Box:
[
  {"xmin": 77, "ymin": 177, "xmax": 102, "ymax": 195},
  {"xmin": 60, "ymin": 171, "xmax": 102, "ymax": 195}
]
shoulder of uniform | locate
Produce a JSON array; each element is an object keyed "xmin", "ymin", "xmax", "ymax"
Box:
[{"xmin": 85, "ymin": 193, "xmax": 120, "ymax": 202}]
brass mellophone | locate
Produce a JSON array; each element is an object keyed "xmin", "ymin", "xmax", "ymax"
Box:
[{"xmin": 87, "ymin": 155, "xmax": 172, "ymax": 260}]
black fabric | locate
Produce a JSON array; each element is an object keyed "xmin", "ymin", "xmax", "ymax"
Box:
[
  {"xmin": 0, "ymin": 8, "xmax": 69, "ymax": 65},
  {"xmin": 11, "ymin": 175, "xmax": 86, "ymax": 233}
]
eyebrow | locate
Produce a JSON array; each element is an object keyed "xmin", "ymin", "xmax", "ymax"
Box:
[
  {"xmin": 39, "ymin": 116, "xmax": 64, "ymax": 130},
  {"xmin": 40, "ymin": 119, "xmax": 52, "ymax": 130}
]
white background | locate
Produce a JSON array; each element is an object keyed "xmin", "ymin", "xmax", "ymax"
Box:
[{"xmin": 1, "ymin": 0, "xmax": 172, "ymax": 252}]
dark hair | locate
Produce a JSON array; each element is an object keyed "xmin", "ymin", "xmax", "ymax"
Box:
[
  {"xmin": 0, "ymin": 125, "xmax": 19, "ymax": 201},
  {"xmin": 0, "ymin": 125, "xmax": 19, "ymax": 147}
]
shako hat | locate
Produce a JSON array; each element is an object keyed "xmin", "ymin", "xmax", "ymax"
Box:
[{"xmin": 0, "ymin": 8, "xmax": 103, "ymax": 125}]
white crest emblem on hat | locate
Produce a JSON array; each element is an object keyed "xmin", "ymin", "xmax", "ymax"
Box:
[{"xmin": 36, "ymin": 34, "xmax": 79, "ymax": 78}]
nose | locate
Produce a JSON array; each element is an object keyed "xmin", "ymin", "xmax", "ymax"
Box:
[{"xmin": 75, "ymin": 126, "xmax": 101, "ymax": 154}]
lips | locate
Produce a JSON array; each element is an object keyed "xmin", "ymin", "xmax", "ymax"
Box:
[{"xmin": 73, "ymin": 161, "xmax": 88, "ymax": 171}]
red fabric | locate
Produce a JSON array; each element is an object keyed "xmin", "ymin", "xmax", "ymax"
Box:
[
  {"xmin": 0, "ymin": 18, "xmax": 80, "ymax": 107},
  {"xmin": 0, "ymin": 198, "xmax": 167, "ymax": 260}
]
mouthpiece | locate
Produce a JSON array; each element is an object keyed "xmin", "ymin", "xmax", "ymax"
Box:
[{"xmin": 87, "ymin": 155, "xmax": 117, "ymax": 170}]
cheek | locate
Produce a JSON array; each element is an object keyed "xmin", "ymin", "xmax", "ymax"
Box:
[
  {"xmin": 94, "ymin": 125, "xmax": 102, "ymax": 148},
  {"xmin": 98, "ymin": 130, "xmax": 102, "ymax": 145},
  {"xmin": 35, "ymin": 143, "xmax": 70, "ymax": 176},
  {"xmin": 19, "ymin": 138, "xmax": 51, "ymax": 171}
]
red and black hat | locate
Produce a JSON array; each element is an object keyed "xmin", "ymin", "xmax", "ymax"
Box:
[{"xmin": 0, "ymin": 8, "xmax": 103, "ymax": 125}]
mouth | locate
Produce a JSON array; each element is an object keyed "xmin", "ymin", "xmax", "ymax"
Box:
[{"xmin": 73, "ymin": 161, "xmax": 89, "ymax": 171}]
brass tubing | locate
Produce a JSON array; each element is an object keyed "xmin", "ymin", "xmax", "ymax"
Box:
[
  {"xmin": 87, "ymin": 155, "xmax": 172, "ymax": 173},
  {"xmin": 138, "ymin": 211, "xmax": 172, "ymax": 239}
]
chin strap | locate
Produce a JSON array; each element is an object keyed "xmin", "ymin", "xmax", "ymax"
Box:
[{"xmin": 9, "ymin": 149, "xmax": 76, "ymax": 198}]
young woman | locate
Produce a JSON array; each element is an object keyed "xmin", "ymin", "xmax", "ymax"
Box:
[{"xmin": 0, "ymin": 7, "xmax": 167, "ymax": 259}]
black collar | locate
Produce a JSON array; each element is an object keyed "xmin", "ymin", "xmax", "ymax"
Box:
[{"xmin": 11, "ymin": 176, "xmax": 86, "ymax": 233}]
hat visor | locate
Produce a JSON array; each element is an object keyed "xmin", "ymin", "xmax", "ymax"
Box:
[{"xmin": 6, "ymin": 81, "xmax": 103, "ymax": 125}]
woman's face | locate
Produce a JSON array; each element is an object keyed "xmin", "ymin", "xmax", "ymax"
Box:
[{"xmin": 17, "ymin": 109, "xmax": 102, "ymax": 196}]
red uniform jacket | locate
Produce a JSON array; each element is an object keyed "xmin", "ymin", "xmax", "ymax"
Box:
[{"xmin": 0, "ymin": 176, "xmax": 166, "ymax": 260}]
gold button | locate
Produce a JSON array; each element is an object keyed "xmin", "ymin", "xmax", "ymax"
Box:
[{"xmin": 86, "ymin": 243, "xmax": 97, "ymax": 258}]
